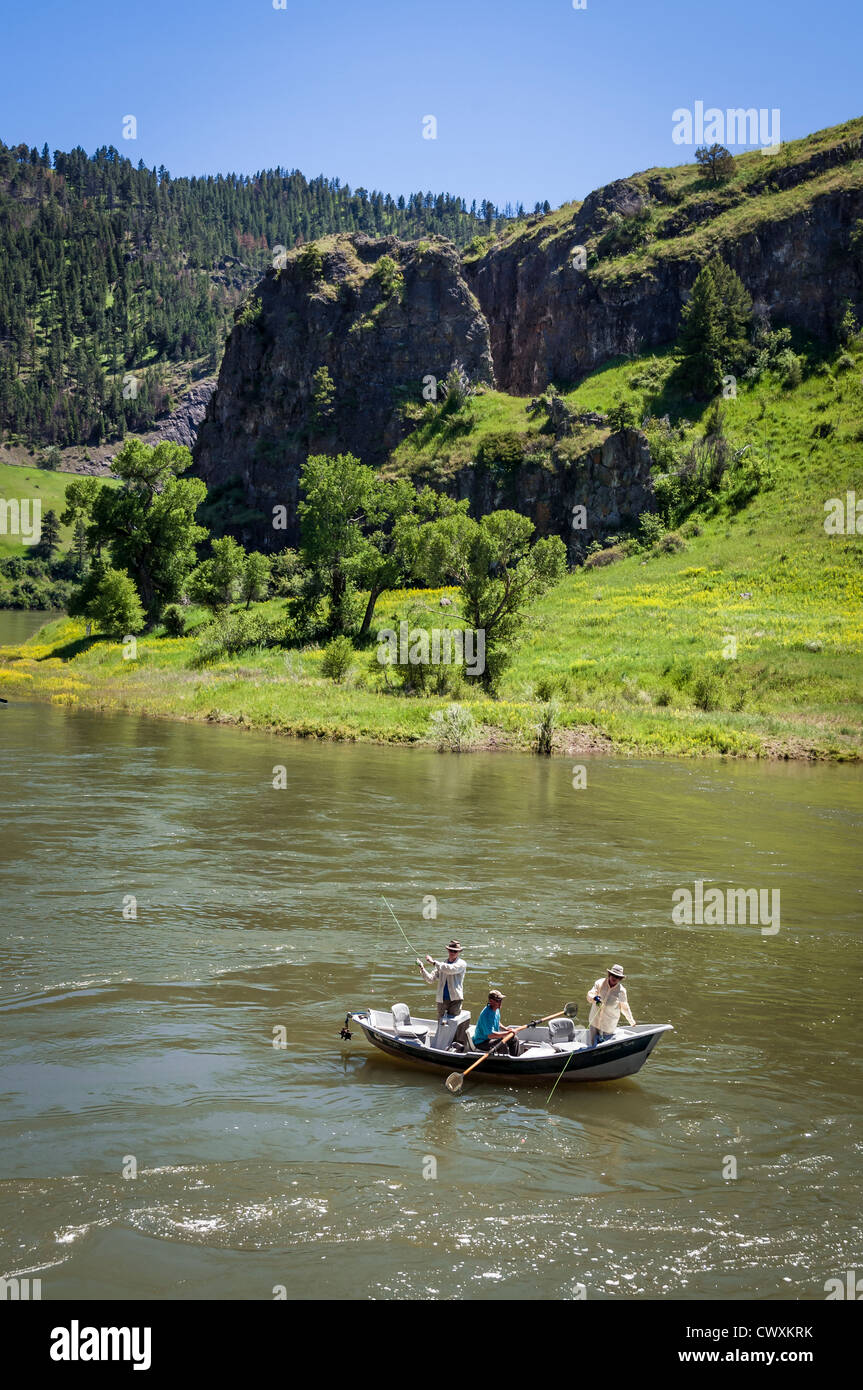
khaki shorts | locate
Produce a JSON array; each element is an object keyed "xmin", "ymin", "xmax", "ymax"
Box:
[{"xmin": 437, "ymin": 998, "xmax": 463, "ymax": 1020}]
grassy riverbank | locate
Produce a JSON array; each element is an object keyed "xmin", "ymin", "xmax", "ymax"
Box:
[
  {"xmin": 3, "ymin": 519, "xmax": 860, "ymax": 759},
  {"xmin": 2, "ymin": 343, "xmax": 861, "ymax": 760}
]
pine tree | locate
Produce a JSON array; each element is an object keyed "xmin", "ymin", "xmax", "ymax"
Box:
[
  {"xmin": 709, "ymin": 257, "xmax": 753, "ymax": 365},
  {"xmin": 678, "ymin": 264, "xmax": 725, "ymax": 397},
  {"xmin": 37, "ymin": 507, "xmax": 61, "ymax": 557}
]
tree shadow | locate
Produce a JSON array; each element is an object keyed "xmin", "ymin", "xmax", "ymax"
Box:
[
  {"xmin": 37, "ymin": 634, "xmax": 106, "ymax": 661},
  {"xmin": 648, "ymin": 367, "xmax": 709, "ymax": 424}
]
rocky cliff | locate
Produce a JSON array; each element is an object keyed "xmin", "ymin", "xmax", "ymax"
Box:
[
  {"xmin": 193, "ymin": 121, "xmax": 863, "ymax": 548},
  {"xmin": 194, "ymin": 234, "xmax": 493, "ymax": 545},
  {"xmin": 446, "ymin": 425, "xmax": 655, "ymax": 564},
  {"xmin": 466, "ymin": 133, "xmax": 863, "ymax": 392}
]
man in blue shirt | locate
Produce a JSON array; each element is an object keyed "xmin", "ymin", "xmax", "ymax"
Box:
[{"xmin": 472, "ymin": 989, "xmax": 522, "ymax": 1056}]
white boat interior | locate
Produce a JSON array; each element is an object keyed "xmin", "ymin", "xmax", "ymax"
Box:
[{"xmin": 372, "ymin": 1004, "xmax": 648, "ymax": 1056}]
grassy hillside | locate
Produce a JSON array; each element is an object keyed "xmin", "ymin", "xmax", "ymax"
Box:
[
  {"xmin": 468, "ymin": 117, "xmax": 863, "ymax": 285},
  {"xmin": 0, "ymin": 138, "xmax": 520, "ymax": 454},
  {"xmin": 2, "ymin": 339, "xmax": 861, "ymax": 760},
  {"xmin": 0, "ymin": 460, "xmax": 80, "ymax": 555}
]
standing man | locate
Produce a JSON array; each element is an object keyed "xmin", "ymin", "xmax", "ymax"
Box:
[
  {"xmin": 419, "ymin": 938, "xmax": 467, "ymax": 1021},
  {"xmin": 586, "ymin": 964, "xmax": 635, "ymax": 1046}
]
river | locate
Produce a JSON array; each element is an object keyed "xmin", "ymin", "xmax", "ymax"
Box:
[{"xmin": 1, "ymin": 611, "xmax": 861, "ymax": 1300}]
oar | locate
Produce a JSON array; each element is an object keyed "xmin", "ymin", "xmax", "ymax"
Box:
[{"xmin": 445, "ymin": 1002, "xmax": 577, "ymax": 1094}]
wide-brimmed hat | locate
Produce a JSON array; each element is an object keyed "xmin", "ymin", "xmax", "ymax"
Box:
[
  {"xmin": 447, "ymin": 940, "xmax": 462, "ymax": 952},
  {"xmin": 488, "ymin": 988, "xmax": 504, "ymax": 1001},
  {"xmin": 608, "ymin": 963, "xmax": 625, "ymax": 978}
]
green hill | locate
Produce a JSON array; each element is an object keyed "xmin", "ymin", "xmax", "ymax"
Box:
[
  {"xmin": 0, "ymin": 459, "xmax": 79, "ymax": 555},
  {"xmin": 0, "ymin": 139, "xmax": 521, "ymax": 453},
  {"xmin": 4, "ymin": 338, "xmax": 860, "ymax": 760}
]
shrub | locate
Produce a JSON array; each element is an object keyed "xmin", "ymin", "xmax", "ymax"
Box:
[
  {"xmin": 639, "ymin": 512, "xmax": 665, "ymax": 545},
  {"xmin": 236, "ymin": 296, "xmax": 262, "ymax": 327},
  {"xmin": 672, "ymin": 429, "xmax": 730, "ymax": 516},
  {"xmin": 68, "ymin": 565, "xmax": 145, "ymax": 636},
  {"xmin": 310, "ymin": 366, "xmax": 336, "ymax": 428},
  {"xmin": 195, "ymin": 610, "xmax": 277, "ymax": 665},
  {"xmin": 320, "ymin": 634, "xmax": 355, "ymax": 682},
  {"xmin": 774, "ymin": 348, "xmax": 803, "ymax": 387},
  {"xmin": 39, "ymin": 445, "xmax": 62, "ymax": 470},
  {"xmin": 629, "ymin": 361, "xmax": 669, "ymax": 393},
  {"xmin": 534, "ymin": 700, "xmax": 559, "ymax": 756},
  {"xmin": 440, "ymin": 364, "xmax": 473, "ymax": 412},
  {"xmin": 297, "ymin": 243, "xmax": 324, "ymax": 282},
  {"xmin": 92, "ymin": 573, "xmax": 144, "ymax": 634},
  {"xmin": 464, "ymin": 234, "xmax": 495, "ymax": 260},
  {"xmin": 606, "ymin": 399, "xmax": 638, "ymax": 432},
  {"xmin": 372, "ymin": 254, "xmax": 404, "ymax": 299},
  {"xmin": 597, "ymin": 206, "xmax": 653, "ymax": 257},
  {"xmin": 651, "ymin": 471, "xmax": 682, "ymax": 523},
  {"xmin": 838, "ymin": 299, "xmax": 859, "ymax": 346},
  {"xmin": 430, "ymin": 664, "xmax": 466, "ymax": 699},
  {"xmin": 692, "ymin": 670, "xmax": 722, "ymax": 711},
  {"xmin": 744, "ymin": 323, "xmax": 796, "ymax": 380},
  {"xmin": 585, "ymin": 545, "xmax": 625, "ymax": 568},
  {"xmin": 535, "ymin": 674, "xmax": 558, "ymax": 703},
  {"xmin": 724, "ymin": 451, "xmax": 773, "ymax": 511},
  {"xmin": 430, "ymin": 702, "xmax": 476, "ymax": 753},
  {"xmin": 187, "ymin": 536, "xmax": 245, "ymax": 611},
  {"xmin": 657, "ymin": 531, "xmax": 685, "ymax": 553},
  {"xmin": 271, "ymin": 548, "xmax": 305, "ymax": 597},
  {"xmin": 162, "ymin": 604, "xmax": 186, "ymax": 637},
  {"xmin": 475, "ymin": 430, "xmax": 524, "ymax": 471}
]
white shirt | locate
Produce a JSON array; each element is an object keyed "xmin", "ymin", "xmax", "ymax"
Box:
[
  {"xmin": 587, "ymin": 977, "xmax": 635, "ymax": 1033},
  {"xmin": 421, "ymin": 956, "xmax": 466, "ymax": 1003}
]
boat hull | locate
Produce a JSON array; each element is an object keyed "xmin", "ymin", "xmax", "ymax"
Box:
[{"xmin": 350, "ymin": 1012, "xmax": 671, "ymax": 1084}]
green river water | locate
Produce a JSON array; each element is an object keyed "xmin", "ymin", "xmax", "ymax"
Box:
[{"xmin": 1, "ymin": 611, "xmax": 861, "ymax": 1300}]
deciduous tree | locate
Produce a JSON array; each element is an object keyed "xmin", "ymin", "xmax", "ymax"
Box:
[
  {"xmin": 84, "ymin": 439, "xmax": 206, "ymax": 625},
  {"xmin": 414, "ymin": 509, "xmax": 567, "ymax": 690}
]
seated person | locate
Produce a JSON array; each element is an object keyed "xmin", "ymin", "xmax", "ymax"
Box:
[{"xmin": 472, "ymin": 989, "xmax": 522, "ymax": 1056}]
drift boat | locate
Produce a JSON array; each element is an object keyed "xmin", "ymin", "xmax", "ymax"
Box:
[{"xmin": 346, "ymin": 1004, "xmax": 672, "ymax": 1084}]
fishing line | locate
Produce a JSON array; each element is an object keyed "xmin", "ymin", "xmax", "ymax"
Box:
[
  {"xmin": 381, "ymin": 895, "xmax": 422, "ymax": 962},
  {"xmin": 546, "ymin": 1044, "xmax": 578, "ymax": 1103},
  {"xmin": 371, "ymin": 896, "xmax": 385, "ymax": 990}
]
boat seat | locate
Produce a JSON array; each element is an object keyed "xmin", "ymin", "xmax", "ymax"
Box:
[
  {"xmin": 548, "ymin": 1016, "xmax": 576, "ymax": 1049},
  {"xmin": 432, "ymin": 1009, "xmax": 471, "ymax": 1051},
  {"xmin": 391, "ymin": 1002, "xmax": 430, "ymax": 1044}
]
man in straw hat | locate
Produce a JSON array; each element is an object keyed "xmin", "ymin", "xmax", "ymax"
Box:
[
  {"xmin": 419, "ymin": 938, "xmax": 467, "ymax": 1022},
  {"xmin": 586, "ymin": 963, "xmax": 635, "ymax": 1046}
]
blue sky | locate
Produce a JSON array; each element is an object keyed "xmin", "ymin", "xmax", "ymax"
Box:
[{"xmin": 2, "ymin": 0, "xmax": 861, "ymax": 209}]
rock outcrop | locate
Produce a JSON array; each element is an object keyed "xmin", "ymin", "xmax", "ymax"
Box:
[
  {"xmin": 446, "ymin": 427, "xmax": 655, "ymax": 563},
  {"xmin": 147, "ymin": 378, "xmax": 217, "ymax": 451},
  {"xmin": 55, "ymin": 377, "xmax": 218, "ymax": 477},
  {"xmin": 466, "ymin": 150, "xmax": 863, "ymax": 393},
  {"xmin": 194, "ymin": 235, "xmax": 493, "ymax": 545},
  {"xmin": 193, "ymin": 132, "xmax": 863, "ymax": 548}
]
